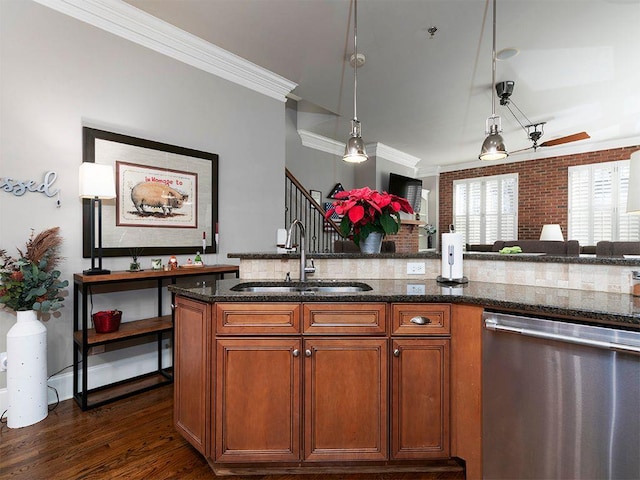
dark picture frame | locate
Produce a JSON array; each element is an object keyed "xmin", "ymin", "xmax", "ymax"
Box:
[
  {"xmin": 82, "ymin": 127, "xmax": 218, "ymax": 258},
  {"xmin": 310, "ymin": 189, "xmax": 322, "ymax": 205}
]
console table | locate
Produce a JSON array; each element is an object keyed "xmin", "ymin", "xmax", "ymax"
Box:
[{"xmin": 73, "ymin": 264, "xmax": 239, "ymax": 410}]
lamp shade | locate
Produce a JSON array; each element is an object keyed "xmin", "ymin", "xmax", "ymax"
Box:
[
  {"xmin": 627, "ymin": 150, "xmax": 640, "ymax": 213},
  {"xmin": 343, "ymin": 135, "xmax": 368, "ymax": 163},
  {"xmin": 479, "ymin": 122, "xmax": 508, "ymax": 161},
  {"xmin": 540, "ymin": 224, "xmax": 564, "ymax": 241},
  {"xmin": 79, "ymin": 163, "xmax": 116, "ymax": 199}
]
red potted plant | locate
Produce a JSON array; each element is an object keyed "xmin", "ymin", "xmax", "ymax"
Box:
[{"xmin": 325, "ymin": 187, "xmax": 414, "ymax": 250}]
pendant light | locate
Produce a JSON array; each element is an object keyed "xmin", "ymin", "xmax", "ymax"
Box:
[
  {"xmin": 479, "ymin": 0, "xmax": 508, "ymax": 161},
  {"xmin": 343, "ymin": 0, "xmax": 368, "ymax": 163}
]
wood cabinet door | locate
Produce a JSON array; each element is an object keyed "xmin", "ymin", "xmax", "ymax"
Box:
[
  {"xmin": 390, "ymin": 338, "xmax": 450, "ymax": 459},
  {"xmin": 215, "ymin": 338, "xmax": 302, "ymax": 463},
  {"xmin": 174, "ymin": 297, "xmax": 210, "ymax": 455},
  {"xmin": 303, "ymin": 338, "xmax": 388, "ymax": 461}
]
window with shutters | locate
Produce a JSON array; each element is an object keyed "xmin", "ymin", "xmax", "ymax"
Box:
[
  {"xmin": 568, "ymin": 160, "xmax": 640, "ymax": 244},
  {"xmin": 453, "ymin": 173, "xmax": 518, "ymax": 244}
]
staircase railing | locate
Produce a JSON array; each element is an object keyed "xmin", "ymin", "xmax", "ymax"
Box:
[{"xmin": 285, "ymin": 168, "xmax": 342, "ymax": 253}]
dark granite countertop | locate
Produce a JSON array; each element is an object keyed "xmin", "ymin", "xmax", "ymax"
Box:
[
  {"xmin": 169, "ymin": 278, "xmax": 640, "ymax": 330},
  {"xmin": 228, "ymin": 251, "xmax": 640, "ymax": 265}
]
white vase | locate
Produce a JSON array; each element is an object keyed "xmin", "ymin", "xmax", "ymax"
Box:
[
  {"xmin": 359, "ymin": 232, "xmax": 383, "ymax": 254},
  {"xmin": 7, "ymin": 310, "xmax": 48, "ymax": 428}
]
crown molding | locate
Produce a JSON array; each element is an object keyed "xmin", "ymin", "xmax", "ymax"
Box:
[
  {"xmin": 33, "ymin": 0, "xmax": 297, "ymax": 102},
  {"xmin": 297, "ymin": 130, "xmax": 422, "ymax": 169},
  {"xmin": 298, "ymin": 130, "xmax": 345, "ymax": 156},
  {"xmin": 367, "ymin": 142, "xmax": 420, "ymax": 169}
]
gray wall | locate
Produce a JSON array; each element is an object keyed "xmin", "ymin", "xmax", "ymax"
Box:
[
  {"xmin": 0, "ymin": 1, "xmax": 286, "ymax": 386},
  {"xmin": 285, "ymin": 100, "xmax": 356, "ymax": 205}
]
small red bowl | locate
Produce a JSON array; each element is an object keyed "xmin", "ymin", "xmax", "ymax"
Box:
[{"xmin": 93, "ymin": 310, "xmax": 122, "ymax": 333}]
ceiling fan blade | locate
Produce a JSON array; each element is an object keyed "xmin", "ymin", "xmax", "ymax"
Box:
[
  {"xmin": 539, "ymin": 131, "xmax": 590, "ymax": 148},
  {"xmin": 508, "ymin": 145, "xmax": 534, "ymax": 155}
]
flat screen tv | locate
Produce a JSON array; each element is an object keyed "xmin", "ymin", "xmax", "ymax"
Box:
[{"xmin": 388, "ymin": 172, "xmax": 422, "ymax": 214}]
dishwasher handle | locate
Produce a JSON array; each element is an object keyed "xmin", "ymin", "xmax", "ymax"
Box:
[{"xmin": 484, "ymin": 318, "xmax": 640, "ymax": 356}]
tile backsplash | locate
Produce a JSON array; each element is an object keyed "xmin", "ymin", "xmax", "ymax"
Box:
[{"xmin": 239, "ymin": 257, "xmax": 636, "ymax": 295}]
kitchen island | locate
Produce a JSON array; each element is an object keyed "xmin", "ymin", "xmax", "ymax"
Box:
[{"xmin": 169, "ymin": 277, "xmax": 639, "ymax": 479}]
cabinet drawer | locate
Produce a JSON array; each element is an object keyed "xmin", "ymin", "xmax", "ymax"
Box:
[
  {"xmin": 303, "ymin": 303, "xmax": 387, "ymax": 335},
  {"xmin": 216, "ymin": 303, "xmax": 301, "ymax": 334},
  {"xmin": 391, "ymin": 304, "xmax": 450, "ymax": 335}
]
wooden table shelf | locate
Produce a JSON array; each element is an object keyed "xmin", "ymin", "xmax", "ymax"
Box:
[
  {"xmin": 73, "ymin": 264, "xmax": 239, "ymax": 410},
  {"xmin": 73, "ymin": 316, "xmax": 173, "ymax": 346}
]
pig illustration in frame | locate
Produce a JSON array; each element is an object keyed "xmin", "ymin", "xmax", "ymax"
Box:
[
  {"xmin": 116, "ymin": 161, "xmax": 197, "ymax": 228},
  {"xmin": 130, "ymin": 182, "xmax": 189, "ymax": 215}
]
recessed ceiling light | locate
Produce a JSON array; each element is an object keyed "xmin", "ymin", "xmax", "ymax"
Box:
[{"xmin": 497, "ymin": 48, "xmax": 519, "ymax": 60}]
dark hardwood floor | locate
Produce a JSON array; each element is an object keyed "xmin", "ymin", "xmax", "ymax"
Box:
[{"xmin": 0, "ymin": 385, "xmax": 464, "ymax": 479}]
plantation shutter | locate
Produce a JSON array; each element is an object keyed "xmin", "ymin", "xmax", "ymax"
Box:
[
  {"xmin": 592, "ymin": 163, "xmax": 614, "ymax": 242},
  {"xmin": 568, "ymin": 160, "xmax": 640, "ymax": 244},
  {"xmin": 568, "ymin": 166, "xmax": 591, "ymax": 244},
  {"xmin": 453, "ymin": 173, "xmax": 518, "ymax": 245},
  {"xmin": 500, "ymin": 175, "xmax": 518, "ymax": 242},
  {"xmin": 617, "ymin": 162, "xmax": 640, "ymax": 240}
]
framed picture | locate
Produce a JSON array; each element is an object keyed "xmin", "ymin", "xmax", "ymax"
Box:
[
  {"xmin": 310, "ymin": 189, "xmax": 322, "ymax": 205},
  {"xmin": 116, "ymin": 161, "xmax": 197, "ymax": 228},
  {"xmin": 82, "ymin": 127, "xmax": 218, "ymax": 258}
]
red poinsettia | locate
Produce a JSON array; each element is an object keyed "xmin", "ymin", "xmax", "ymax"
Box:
[{"xmin": 325, "ymin": 187, "xmax": 414, "ymax": 246}]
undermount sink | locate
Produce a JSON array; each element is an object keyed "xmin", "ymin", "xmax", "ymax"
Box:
[{"xmin": 230, "ymin": 281, "xmax": 372, "ymax": 294}]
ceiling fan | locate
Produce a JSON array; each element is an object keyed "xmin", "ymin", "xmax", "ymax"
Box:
[{"xmin": 496, "ymin": 81, "xmax": 590, "ymax": 154}]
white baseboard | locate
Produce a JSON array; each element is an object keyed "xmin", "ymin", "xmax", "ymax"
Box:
[{"xmin": 0, "ymin": 348, "xmax": 172, "ymax": 416}]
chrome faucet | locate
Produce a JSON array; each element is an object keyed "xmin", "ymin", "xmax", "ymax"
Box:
[{"xmin": 285, "ymin": 219, "xmax": 315, "ymax": 282}]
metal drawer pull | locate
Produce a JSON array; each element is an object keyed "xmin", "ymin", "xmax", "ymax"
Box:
[
  {"xmin": 305, "ymin": 349, "xmax": 312, "ymax": 357},
  {"xmin": 410, "ymin": 316, "xmax": 431, "ymax": 325},
  {"xmin": 292, "ymin": 349, "xmax": 300, "ymax": 357},
  {"xmin": 393, "ymin": 349, "xmax": 401, "ymax": 357}
]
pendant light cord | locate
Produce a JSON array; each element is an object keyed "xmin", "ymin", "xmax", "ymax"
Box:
[
  {"xmin": 491, "ymin": 0, "xmax": 497, "ymax": 117},
  {"xmin": 353, "ymin": 0, "xmax": 359, "ymax": 122}
]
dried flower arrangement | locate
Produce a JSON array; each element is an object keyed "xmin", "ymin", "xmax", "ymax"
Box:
[{"xmin": 0, "ymin": 227, "xmax": 68, "ymax": 312}]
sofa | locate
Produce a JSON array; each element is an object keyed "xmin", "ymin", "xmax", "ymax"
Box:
[
  {"xmin": 595, "ymin": 241, "xmax": 640, "ymax": 256},
  {"xmin": 492, "ymin": 240, "xmax": 580, "ymax": 255},
  {"xmin": 466, "ymin": 243, "xmax": 494, "ymax": 252}
]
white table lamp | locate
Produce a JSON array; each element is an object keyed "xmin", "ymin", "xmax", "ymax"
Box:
[
  {"xmin": 79, "ymin": 163, "xmax": 116, "ymax": 275},
  {"xmin": 540, "ymin": 224, "xmax": 565, "ymax": 241}
]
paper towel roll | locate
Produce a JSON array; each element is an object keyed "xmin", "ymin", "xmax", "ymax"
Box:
[
  {"xmin": 441, "ymin": 232, "xmax": 464, "ymax": 280},
  {"xmin": 276, "ymin": 228, "xmax": 288, "ymax": 253}
]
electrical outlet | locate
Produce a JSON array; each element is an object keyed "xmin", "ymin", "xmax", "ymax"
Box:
[
  {"xmin": 406, "ymin": 262, "xmax": 426, "ymax": 275},
  {"xmin": 406, "ymin": 284, "xmax": 426, "ymax": 295},
  {"xmin": 0, "ymin": 352, "xmax": 7, "ymax": 372}
]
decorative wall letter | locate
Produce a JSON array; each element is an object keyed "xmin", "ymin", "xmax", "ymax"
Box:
[{"xmin": 0, "ymin": 171, "xmax": 60, "ymax": 198}]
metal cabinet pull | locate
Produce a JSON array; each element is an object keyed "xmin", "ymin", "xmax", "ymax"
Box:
[
  {"xmin": 292, "ymin": 349, "xmax": 300, "ymax": 357},
  {"xmin": 393, "ymin": 349, "xmax": 401, "ymax": 357},
  {"xmin": 305, "ymin": 349, "xmax": 312, "ymax": 357},
  {"xmin": 410, "ymin": 316, "xmax": 431, "ymax": 325}
]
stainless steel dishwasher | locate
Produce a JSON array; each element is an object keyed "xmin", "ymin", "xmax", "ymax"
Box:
[{"xmin": 482, "ymin": 311, "xmax": 640, "ymax": 480}]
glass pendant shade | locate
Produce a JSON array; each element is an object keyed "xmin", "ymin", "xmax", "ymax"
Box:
[
  {"xmin": 343, "ymin": 119, "xmax": 368, "ymax": 163},
  {"xmin": 479, "ymin": 125, "xmax": 508, "ymax": 161}
]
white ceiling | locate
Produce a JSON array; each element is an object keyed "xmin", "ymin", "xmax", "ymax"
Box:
[{"xmin": 125, "ymin": 0, "xmax": 640, "ymax": 174}]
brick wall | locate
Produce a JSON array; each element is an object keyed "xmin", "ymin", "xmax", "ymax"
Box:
[
  {"xmin": 388, "ymin": 223, "xmax": 420, "ymax": 253},
  {"xmin": 439, "ymin": 145, "xmax": 639, "ymax": 241}
]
